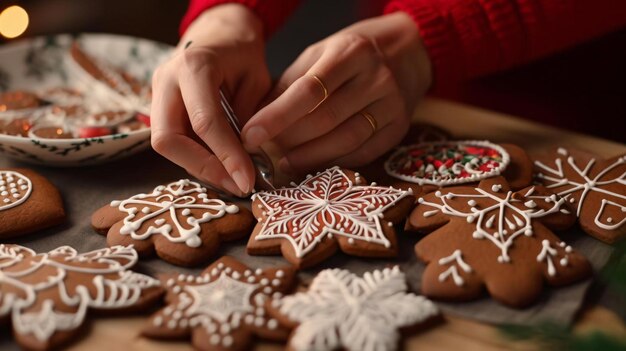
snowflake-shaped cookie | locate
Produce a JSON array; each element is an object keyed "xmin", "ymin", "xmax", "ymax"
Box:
[
  {"xmin": 91, "ymin": 179, "xmax": 254, "ymax": 267},
  {"xmin": 269, "ymin": 267, "xmax": 439, "ymax": 351},
  {"xmin": 534, "ymin": 147, "xmax": 626, "ymax": 244},
  {"xmin": 0, "ymin": 244, "xmax": 162, "ymax": 350},
  {"xmin": 0, "ymin": 168, "xmax": 65, "ymax": 238},
  {"xmin": 247, "ymin": 167, "xmax": 415, "ymax": 268},
  {"xmin": 409, "ymin": 176, "xmax": 591, "ymax": 307},
  {"xmin": 142, "ymin": 256, "xmax": 295, "ymax": 351}
]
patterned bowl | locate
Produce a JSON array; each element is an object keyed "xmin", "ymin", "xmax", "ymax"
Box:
[{"xmin": 0, "ymin": 33, "xmax": 173, "ymax": 166}]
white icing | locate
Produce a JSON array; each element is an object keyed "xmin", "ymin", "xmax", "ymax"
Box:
[
  {"xmin": 418, "ymin": 184, "xmax": 569, "ymax": 265},
  {"xmin": 535, "ymin": 150, "xmax": 625, "ymax": 232},
  {"xmin": 437, "ymin": 250, "xmax": 472, "ymax": 286},
  {"xmin": 0, "ymin": 171, "xmax": 32, "ymax": 211},
  {"xmin": 536, "ymin": 240, "xmax": 562, "ymax": 276},
  {"xmin": 253, "ymin": 167, "xmax": 411, "ymax": 258},
  {"xmin": 0, "ymin": 244, "xmax": 159, "ymax": 343},
  {"xmin": 111, "ymin": 179, "xmax": 239, "ymax": 248},
  {"xmin": 276, "ymin": 267, "xmax": 438, "ymax": 351},
  {"xmin": 594, "ymin": 199, "xmax": 626, "ymax": 230}
]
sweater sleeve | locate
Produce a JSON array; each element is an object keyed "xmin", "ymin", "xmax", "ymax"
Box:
[
  {"xmin": 384, "ymin": 0, "xmax": 626, "ymax": 94},
  {"xmin": 180, "ymin": 0, "xmax": 301, "ymax": 37}
]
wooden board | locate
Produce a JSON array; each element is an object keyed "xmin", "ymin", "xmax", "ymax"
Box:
[{"xmin": 67, "ymin": 98, "xmax": 625, "ymax": 350}]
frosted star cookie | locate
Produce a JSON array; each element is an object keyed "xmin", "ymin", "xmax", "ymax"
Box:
[
  {"xmin": 142, "ymin": 256, "xmax": 295, "ymax": 351},
  {"xmin": 269, "ymin": 266, "xmax": 439, "ymax": 351},
  {"xmin": 247, "ymin": 166, "xmax": 414, "ymax": 268}
]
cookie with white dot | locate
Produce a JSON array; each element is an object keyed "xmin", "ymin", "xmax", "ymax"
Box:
[
  {"xmin": 534, "ymin": 147, "xmax": 626, "ymax": 244},
  {"xmin": 409, "ymin": 176, "xmax": 591, "ymax": 307},
  {"xmin": 91, "ymin": 179, "xmax": 254, "ymax": 267},
  {"xmin": 142, "ymin": 256, "xmax": 295, "ymax": 351},
  {"xmin": 247, "ymin": 167, "xmax": 415, "ymax": 268},
  {"xmin": 0, "ymin": 168, "xmax": 65, "ymax": 238}
]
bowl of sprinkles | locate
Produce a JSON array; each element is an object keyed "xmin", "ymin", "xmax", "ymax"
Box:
[
  {"xmin": 384, "ymin": 140, "xmax": 510, "ymax": 186},
  {"xmin": 0, "ymin": 33, "xmax": 172, "ymax": 166}
]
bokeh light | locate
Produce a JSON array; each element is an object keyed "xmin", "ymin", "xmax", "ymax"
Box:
[{"xmin": 0, "ymin": 5, "xmax": 29, "ymax": 39}]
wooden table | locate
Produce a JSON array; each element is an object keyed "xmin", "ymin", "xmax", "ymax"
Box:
[{"xmin": 68, "ymin": 98, "xmax": 626, "ymax": 350}]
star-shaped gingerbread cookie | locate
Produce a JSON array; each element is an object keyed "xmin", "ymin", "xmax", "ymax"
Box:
[
  {"xmin": 142, "ymin": 256, "xmax": 295, "ymax": 351},
  {"xmin": 0, "ymin": 244, "xmax": 162, "ymax": 350},
  {"xmin": 409, "ymin": 176, "xmax": 591, "ymax": 307},
  {"xmin": 268, "ymin": 266, "xmax": 439, "ymax": 351},
  {"xmin": 247, "ymin": 166, "xmax": 415, "ymax": 268},
  {"xmin": 534, "ymin": 147, "xmax": 626, "ymax": 244},
  {"xmin": 91, "ymin": 179, "xmax": 254, "ymax": 267}
]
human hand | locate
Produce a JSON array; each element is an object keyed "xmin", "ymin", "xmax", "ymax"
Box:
[
  {"xmin": 150, "ymin": 4, "xmax": 270, "ymax": 196},
  {"xmin": 241, "ymin": 12, "xmax": 432, "ymax": 175}
]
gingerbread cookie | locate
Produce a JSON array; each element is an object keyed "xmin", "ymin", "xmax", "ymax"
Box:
[
  {"xmin": 409, "ymin": 176, "xmax": 591, "ymax": 307},
  {"xmin": 386, "ymin": 141, "xmax": 532, "ymax": 195},
  {"xmin": 0, "ymin": 91, "xmax": 43, "ymax": 112},
  {"xmin": 70, "ymin": 42, "xmax": 149, "ymax": 100},
  {"xmin": 0, "ymin": 168, "xmax": 65, "ymax": 238},
  {"xmin": 269, "ymin": 267, "xmax": 439, "ymax": 351},
  {"xmin": 143, "ymin": 256, "xmax": 295, "ymax": 350},
  {"xmin": 0, "ymin": 244, "xmax": 162, "ymax": 350},
  {"xmin": 91, "ymin": 179, "xmax": 254, "ymax": 267},
  {"xmin": 247, "ymin": 166, "xmax": 415, "ymax": 268},
  {"xmin": 0, "ymin": 117, "xmax": 34, "ymax": 137},
  {"xmin": 534, "ymin": 147, "xmax": 625, "ymax": 244}
]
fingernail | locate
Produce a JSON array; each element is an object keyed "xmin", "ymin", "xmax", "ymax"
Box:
[
  {"xmin": 278, "ymin": 157, "xmax": 295, "ymax": 174},
  {"xmin": 232, "ymin": 170, "xmax": 250, "ymax": 194},
  {"xmin": 221, "ymin": 177, "xmax": 242, "ymax": 196},
  {"xmin": 244, "ymin": 126, "xmax": 269, "ymax": 147}
]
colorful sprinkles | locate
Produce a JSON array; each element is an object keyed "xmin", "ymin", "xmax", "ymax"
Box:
[{"xmin": 384, "ymin": 140, "xmax": 510, "ymax": 186}]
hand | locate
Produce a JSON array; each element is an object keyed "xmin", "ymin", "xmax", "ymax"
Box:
[
  {"xmin": 241, "ymin": 12, "xmax": 432, "ymax": 174},
  {"xmin": 150, "ymin": 4, "xmax": 270, "ymax": 196}
]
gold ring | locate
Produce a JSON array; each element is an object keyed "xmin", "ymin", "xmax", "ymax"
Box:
[
  {"xmin": 361, "ymin": 112, "xmax": 377, "ymax": 134},
  {"xmin": 307, "ymin": 74, "xmax": 328, "ymax": 113}
]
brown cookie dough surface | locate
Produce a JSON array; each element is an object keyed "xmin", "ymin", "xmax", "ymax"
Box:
[{"xmin": 0, "ymin": 168, "xmax": 65, "ymax": 238}]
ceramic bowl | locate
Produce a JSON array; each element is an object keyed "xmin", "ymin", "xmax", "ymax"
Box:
[{"xmin": 0, "ymin": 33, "xmax": 173, "ymax": 166}]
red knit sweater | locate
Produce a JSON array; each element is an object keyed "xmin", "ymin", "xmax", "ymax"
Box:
[
  {"xmin": 180, "ymin": 1, "xmax": 626, "ymax": 141},
  {"xmin": 181, "ymin": 0, "xmax": 626, "ymax": 95}
]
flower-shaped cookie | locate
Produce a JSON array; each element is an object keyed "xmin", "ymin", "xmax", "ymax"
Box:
[
  {"xmin": 269, "ymin": 267, "xmax": 439, "ymax": 351},
  {"xmin": 0, "ymin": 168, "xmax": 65, "ymax": 238},
  {"xmin": 143, "ymin": 256, "xmax": 295, "ymax": 351},
  {"xmin": 0, "ymin": 244, "xmax": 162, "ymax": 350},
  {"xmin": 409, "ymin": 176, "xmax": 591, "ymax": 307},
  {"xmin": 247, "ymin": 167, "xmax": 415, "ymax": 268},
  {"xmin": 534, "ymin": 147, "xmax": 626, "ymax": 244},
  {"xmin": 92, "ymin": 179, "xmax": 254, "ymax": 267}
]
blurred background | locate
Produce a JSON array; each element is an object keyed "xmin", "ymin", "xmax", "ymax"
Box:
[{"xmin": 1, "ymin": 0, "xmax": 624, "ymax": 142}]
